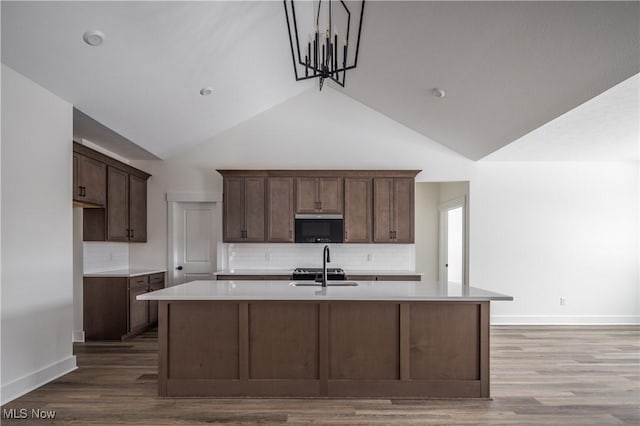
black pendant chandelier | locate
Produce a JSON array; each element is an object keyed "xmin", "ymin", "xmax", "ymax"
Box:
[{"xmin": 283, "ymin": 0, "xmax": 365, "ymax": 90}]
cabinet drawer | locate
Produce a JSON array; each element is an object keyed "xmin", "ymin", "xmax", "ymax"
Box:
[
  {"xmin": 149, "ymin": 272, "xmax": 165, "ymax": 285},
  {"xmin": 129, "ymin": 275, "xmax": 149, "ymax": 289}
]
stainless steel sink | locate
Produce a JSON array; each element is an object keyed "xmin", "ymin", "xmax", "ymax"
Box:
[{"xmin": 289, "ymin": 281, "xmax": 359, "ymax": 287}]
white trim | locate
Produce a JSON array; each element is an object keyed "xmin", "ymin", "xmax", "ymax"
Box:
[
  {"xmin": 72, "ymin": 330, "xmax": 85, "ymax": 342},
  {"xmin": 166, "ymin": 191, "xmax": 222, "ymax": 202},
  {"xmin": 491, "ymin": 315, "xmax": 640, "ymax": 325},
  {"xmin": 1, "ymin": 356, "xmax": 77, "ymax": 405},
  {"xmin": 438, "ymin": 196, "xmax": 468, "ymax": 288}
]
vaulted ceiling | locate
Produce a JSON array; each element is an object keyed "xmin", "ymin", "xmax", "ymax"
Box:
[{"xmin": 2, "ymin": 1, "xmax": 638, "ymax": 160}]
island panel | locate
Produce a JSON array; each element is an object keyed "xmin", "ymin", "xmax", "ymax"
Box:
[
  {"xmin": 328, "ymin": 302, "xmax": 400, "ymax": 380},
  {"xmin": 249, "ymin": 302, "xmax": 319, "ymax": 380},
  {"xmin": 167, "ymin": 302, "xmax": 239, "ymax": 380},
  {"xmin": 157, "ymin": 299, "xmax": 491, "ymax": 398}
]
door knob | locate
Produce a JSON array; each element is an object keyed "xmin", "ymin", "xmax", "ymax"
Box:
[{"xmin": 175, "ymin": 266, "xmax": 183, "ymax": 271}]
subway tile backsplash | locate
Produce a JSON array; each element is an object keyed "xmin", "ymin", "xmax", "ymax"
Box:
[
  {"xmin": 83, "ymin": 242, "xmax": 129, "ymax": 273},
  {"xmin": 226, "ymin": 243, "xmax": 415, "ymax": 271}
]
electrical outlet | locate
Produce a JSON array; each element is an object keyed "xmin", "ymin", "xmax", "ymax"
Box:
[
  {"xmin": 265, "ymin": 253, "xmax": 271, "ymax": 261},
  {"xmin": 367, "ymin": 253, "xmax": 373, "ymax": 262},
  {"xmin": 560, "ymin": 297, "xmax": 566, "ymax": 306}
]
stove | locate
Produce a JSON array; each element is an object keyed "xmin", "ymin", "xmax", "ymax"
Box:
[{"xmin": 293, "ymin": 267, "xmax": 346, "ymax": 281}]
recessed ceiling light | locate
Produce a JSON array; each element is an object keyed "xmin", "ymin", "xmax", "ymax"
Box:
[
  {"xmin": 83, "ymin": 30, "xmax": 105, "ymax": 47},
  {"xmin": 200, "ymin": 87, "xmax": 213, "ymax": 96},
  {"xmin": 431, "ymin": 88, "xmax": 446, "ymax": 98}
]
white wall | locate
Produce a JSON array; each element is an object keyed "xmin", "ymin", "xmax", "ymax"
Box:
[
  {"xmin": 471, "ymin": 161, "xmax": 639, "ymax": 324},
  {"xmin": 414, "ymin": 183, "xmax": 440, "ymax": 281},
  {"xmin": 130, "ymin": 87, "xmax": 474, "ymax": 269},
  {"xmin": 1, "ymin": 65, "xmax": 76, "ymax": 404},
  {"xmin": 130, "ymin": 86, "xmax": 638, "ymax": 325}
]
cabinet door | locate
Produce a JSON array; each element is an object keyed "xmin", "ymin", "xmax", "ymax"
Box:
[
  {"xmin": 128, "ymin": 175, "xmax": 147, "ymax": 242},
  {"xmin": 344, "ymin": 178, "xmax": 371, "ymax": 243},
  {"xmin": 77, "ymin": 154, "xmax": 106, "ymax": 206},
  {"xmin": 107, "ymin": 167, "xmax": 130, "ymax": 242},
  {"xmin": 373, "ymin": 178, "xmax": 394, "ymax": 243},
  {"xmin": 296, "ymin": 178, "xmax": 319, "ymax": 213},
  {"xmin": 318, "ymin": 177, "xmax": 343, "ymax": 213},
  {"xmin": 393, "ymin": 178, "xmax": 414, "ymax": 243},
  {"xmin": 73, "ymin": 153, "xmax": 80, "ymax": 201},
  {"xmin": 223, "ymin": 177, "xmax": 246, "ymax": 242},
  {"xmin": 129, "ymin": 276, "xmax": 149, "ymax": 334},
  {"xmin": 244, "ymin": 177, "xmax": 266, "ymax": 242},
  {"xmin": 148, "ymin": 273, "xmax": 165, "ymax": 325},
  {"xmin": 267, "ymin": 177, "xmax": 294, "ymax": 242}
]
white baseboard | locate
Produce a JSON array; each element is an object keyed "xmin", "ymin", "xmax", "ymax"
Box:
[
  {"xmin": 1, "ymin": 356, "xmax": 77, "ymax": 405},
  {"xmin": 491, "ymin": 315, "xmax": 640, "ymax": 325},
  {"xmin": 72, "ymin": 330, "xmax": 85, "ymax": 342}
]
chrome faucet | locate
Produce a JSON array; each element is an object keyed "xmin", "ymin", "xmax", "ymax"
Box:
[{"xmin": 321, "ymin": 245, "xmax": 331, "ymax": 287}]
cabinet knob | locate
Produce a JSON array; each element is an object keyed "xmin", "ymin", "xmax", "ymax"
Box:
[{"xmin": 176, "ymin": 266, "xmax": 183, "ymax": 271}]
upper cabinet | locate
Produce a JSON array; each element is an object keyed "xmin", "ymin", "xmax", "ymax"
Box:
[
  {"xmin": 223, "ymin": 177, "xmax": 265, "ymax": 242},
  {"xmin": 218, "ymin": 170, "xmax": 418, "ymax": 244},
  {"xmin": 74, "ymin": 142, "xmax": 151, "ymax": 242},
  {"xmin": 106, "ymin": 168, "xmax": 147, "ymax": 242},
  {"xmin": 296, "ymin": 177, "xmax": 343, "ymax": 214},
  {"xmin": 373, "ymin": 178, "xmax": 415, "ymax": 243},
  {"xmin": 344, "ymin": 178, "xmax": 372, "ymax": 243},
  {"xmin": 267, "ymin": 177, "xmax": 295, "ymax": 242},
  {"xmin": 73, "ymin": 152, "xmax": 106, "ymax": 206}
]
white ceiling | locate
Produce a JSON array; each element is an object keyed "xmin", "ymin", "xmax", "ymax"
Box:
[
  {"xmin": 484, "ymin": 74, "xmax": 639, "ymax": 162},
  {"xmin": 2, "ymin": 1, "xmax": 639, "ymax": 160}
]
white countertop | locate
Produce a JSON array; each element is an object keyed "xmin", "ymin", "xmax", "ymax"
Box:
[
  {"xmin": 84, "ymin": 268, "xmax": 167, "ymax": 278},
  {"xmin": 213, "ymin": 269, "xmax": 423, "ymax": 276},
  {"xmin": 138, "ymin": 280, "xmax": 512, "ymax": 302}
]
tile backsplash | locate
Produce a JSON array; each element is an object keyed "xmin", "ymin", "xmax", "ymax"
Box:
[
  {"xmin": 225, "ymin": 243, "xmax": 415, "ymax": 271},
  {"xmin": 83, "ymin": 242, "xmax": 129, "ymax": 273}
]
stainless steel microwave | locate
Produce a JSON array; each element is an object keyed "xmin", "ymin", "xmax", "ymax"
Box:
[{"xmin": 294, "ymin": 214, "xmax": 344, "ymax": 243}]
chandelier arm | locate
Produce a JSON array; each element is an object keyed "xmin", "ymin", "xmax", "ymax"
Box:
[
  {"xmin": 340, "ymin": 0, "xmax": 351, "ymax": 69},
  {"xmin": 290, "ymin": 1, "xmax": 306, "ymax": 69},
  {"xmin": 283, "ymin": 1, "xmax": 300, "ymax": 80},
  {"xmin": 352, "ymin": 0, "xmax": 365, "ymax": 68}
]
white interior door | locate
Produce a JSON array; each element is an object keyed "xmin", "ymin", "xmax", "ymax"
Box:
[
  {"xmin": 172, "ymin": 202, "xmax": 217, "ymax": 285},
  {"xmin": 439, "ymin": 197, "xmax": 467, "ymax": 286}
]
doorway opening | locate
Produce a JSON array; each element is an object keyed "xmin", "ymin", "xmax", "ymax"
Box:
[{"xmin": 439, "ymin": 196, "xmax": 468, "ymax": 286}]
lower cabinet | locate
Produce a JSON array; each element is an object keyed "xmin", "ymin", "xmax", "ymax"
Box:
[
  {"xmin": 128, "ymin": 275, "xmax": 149, "ymax": 335},
  {"xmin": 84, "ymin": 272, "xmax": 165, "ymax": 340}
]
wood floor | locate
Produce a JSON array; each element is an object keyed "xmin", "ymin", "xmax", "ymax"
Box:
[{"xmin": 2, "ymin": 326, "xmax": 638, "ymax": 425}]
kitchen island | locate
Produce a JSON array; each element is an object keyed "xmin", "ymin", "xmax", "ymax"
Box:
[{"xmin": 139, "ymin": 280, "xmax": 512, "ymax": 398}]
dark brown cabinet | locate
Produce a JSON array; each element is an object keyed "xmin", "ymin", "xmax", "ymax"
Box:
[
  {"xmin": 373, "ymin": 178, "xmax": 415, "ymax": 243},
  {"xmin": 75, "ymin": 142, "xmax": 150, "ymax": 242},
  {"xmin": 218, "ymin": 170, "xmax": 418, "ymax": 244},
  {"xmin": 73, "ymin": 153, "xmax": 106, "ymax": 206},
  {"xmin": 223, "ymin": 177, "xmax": 265, "ymax": 242},
  {"xmin": 107, "ymin": 168, "xmax": 148, "ymax": 242},
  {"xmin": 267, "ymin": 177, "xmax": 294, "ymax": 242},
  {"xmin": 344, "ymin": 178, "xmax": 372, "ymax": 243},
  {"xmin": 84, "ymin": 272, "xmax": 165, "ymax": 341},
  {"xmin": 128, "ymin": 275, "xmax": 149, "ymax": 335},
  {"xmin": 128, "ymin": 175, "xmax": 147, "ymax": 242},
  {"xmin": 148, "ymin": 273, "xmax": 165, "ymax": 325},
  {"xmin": 107, "ymin": 167, "xmax": 129, "ymax": 241},
  {"xmin": 296, "ymin": 177, "xmax": 343, "ymax": 213}
]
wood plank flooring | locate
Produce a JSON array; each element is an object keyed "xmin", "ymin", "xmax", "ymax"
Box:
[{"xmin": 2, "ymin": 326, "xmax": 638, "ymax": 425}]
